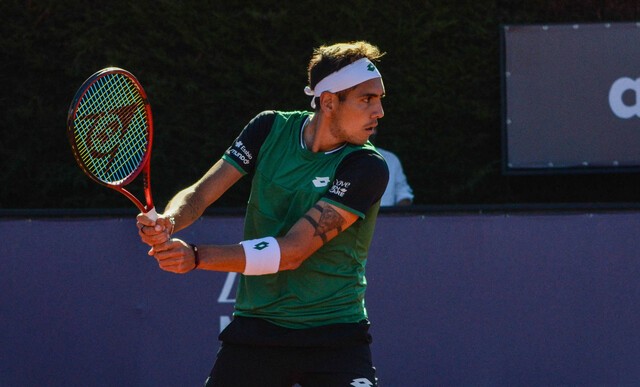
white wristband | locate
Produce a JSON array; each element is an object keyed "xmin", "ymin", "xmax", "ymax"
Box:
[{"xmin": 240, "ymin": 237, "xmax": 281, "ymax": 275}]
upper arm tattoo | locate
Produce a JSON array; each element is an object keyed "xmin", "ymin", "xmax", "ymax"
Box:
[{"xmin": 302, "ymin": 204, "xmax": 345, "ymax": 244}]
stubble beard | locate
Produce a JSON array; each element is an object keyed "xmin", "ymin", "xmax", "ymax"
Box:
[{"xmin": 329, "ymin": 120, "xmax": 368, "ymax": 146}]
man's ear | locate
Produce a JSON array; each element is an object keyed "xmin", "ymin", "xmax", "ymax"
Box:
[{"xmin": 319, "ymin": 91, "xmax": 337, "ymax": 114}]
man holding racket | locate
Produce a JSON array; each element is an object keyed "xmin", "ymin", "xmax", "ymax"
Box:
[{"xmin": 138, "ymin": 41, "xmax": 388, "ymax": 387}]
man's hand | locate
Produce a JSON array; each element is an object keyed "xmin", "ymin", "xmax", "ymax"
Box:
[
  {"xmin": 136, "ymin": 212, "xmax": 173, "ymax": 254},
  {"xmin": 151, "ymin": 238, "xmax": 196, "ymax": 273}
]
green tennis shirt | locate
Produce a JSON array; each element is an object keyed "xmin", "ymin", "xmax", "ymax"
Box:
[{"xmin": 222, "ymin": 111, "xmax": 388, "ymax": 329}]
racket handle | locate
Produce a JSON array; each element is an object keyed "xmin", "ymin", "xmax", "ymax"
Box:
[{"xmin": 145, "ymin": 207, "xmax": 158, "ymax": 221}]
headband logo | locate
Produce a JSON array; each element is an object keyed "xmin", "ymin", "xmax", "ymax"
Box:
[{"xmin": 304, "ymin": 58, "xmax": 382, "ymax": 108}]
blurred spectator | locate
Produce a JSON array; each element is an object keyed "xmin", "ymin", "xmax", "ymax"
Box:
[{"xmin": 371, "ymin": 128, "xmax": 414, "ymax": 206}]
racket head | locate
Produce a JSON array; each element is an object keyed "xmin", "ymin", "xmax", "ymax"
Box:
[{"xmin": 67, "ymin": 67, "xmax": 153, "ymax": 188}]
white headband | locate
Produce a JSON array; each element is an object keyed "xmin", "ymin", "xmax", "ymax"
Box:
[{"xmin": 304, "ymin": 57, "xmax": 382, "ymax": 108}]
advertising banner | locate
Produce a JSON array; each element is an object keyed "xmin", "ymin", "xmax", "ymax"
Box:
[{"xmin": 502, "ymin": 22, "xmax": 640, "ymax": 173}]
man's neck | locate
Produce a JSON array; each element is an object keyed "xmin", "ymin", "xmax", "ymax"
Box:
[{"xmin": 303, "ymin": 114, "xmax": 345, "ymax": 153}]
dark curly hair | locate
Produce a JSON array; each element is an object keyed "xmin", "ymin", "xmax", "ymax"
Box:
[{"xmin": 307, "ymin": 41, "xmax": 385, "ymax": 110}]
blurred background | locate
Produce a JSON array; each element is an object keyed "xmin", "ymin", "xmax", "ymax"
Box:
[
  {"xmin": 2, "ymin": 0, "xmax": 640, "ymax": 211},
  {"xmin": 3, "ymin": 2, "xmax": 640, "ymax": 386}
]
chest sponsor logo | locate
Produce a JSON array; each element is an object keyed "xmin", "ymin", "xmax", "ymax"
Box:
[{"xmin": 312, "ymin": 176, "xmax": 330, "ymax": 187}]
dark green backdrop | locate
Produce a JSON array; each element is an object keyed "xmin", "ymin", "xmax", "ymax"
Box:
[{"xmin": 2, "ymin": 0, "xmax": 639, "ymax": 209}]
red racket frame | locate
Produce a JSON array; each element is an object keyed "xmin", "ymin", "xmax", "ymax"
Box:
[{"xmin": 67, "ymin": 68, "xmax": 156, "ymax": 217}]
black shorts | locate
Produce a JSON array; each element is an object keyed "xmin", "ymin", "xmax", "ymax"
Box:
[{"xmin": 203, "ymin": 317, "xmax": 378, "ymax": 387}]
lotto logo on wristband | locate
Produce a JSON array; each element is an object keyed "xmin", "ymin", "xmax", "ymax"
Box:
[
  {"xmin": 241, "ymin": 237, "xmax": 281, "ymax": 275},
  {"xmin": 253, "ymin": 241, "xmax": 269, "ymax": 250}
]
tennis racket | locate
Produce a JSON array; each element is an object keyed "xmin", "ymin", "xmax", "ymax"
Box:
[{"xmin": 67, "ymin": 67, "xmax": 157, "ymax": 220}]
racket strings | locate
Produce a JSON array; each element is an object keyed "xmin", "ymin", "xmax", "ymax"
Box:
[
  {"xmin": 82, "ymin": 76, "xmax": 147, "ymax": 180},
  {"xmin": 72, "ymin": 73, "xmax": 150, "ymax": 184},
  {"xmin": 75, "ymin": 76, "xmax": 135, "ymax": 177}
]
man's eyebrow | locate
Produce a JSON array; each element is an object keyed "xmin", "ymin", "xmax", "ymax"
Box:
[{"xmin": 361, "ymin": 92, "xmax": 385, "ymax": 98}]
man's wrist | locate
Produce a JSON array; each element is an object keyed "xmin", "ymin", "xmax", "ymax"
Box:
[
  {"xmin": 189, "ymin": 243, "xmax": 199, "ymax": 269},
  {"xmin": 167, "ymin": 216, "xmax": 176, "ymax": 235}
]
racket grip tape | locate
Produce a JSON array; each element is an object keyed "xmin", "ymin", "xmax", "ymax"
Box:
[{"xmin": 145, "ymin": 207, "xmax": 158, "ymax": 221}]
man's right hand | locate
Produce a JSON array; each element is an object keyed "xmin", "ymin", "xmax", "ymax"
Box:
[{"xmin": 136, "ymin": 212, "xmax": 172, "ymax": 255}]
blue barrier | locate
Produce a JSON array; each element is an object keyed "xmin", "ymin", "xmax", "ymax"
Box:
[{"xmin": 1, "ymin": 211, "xmax": 639, "ymax": 386}]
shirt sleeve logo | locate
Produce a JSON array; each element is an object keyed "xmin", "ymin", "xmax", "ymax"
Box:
[
  {"xmin": 328, "ymin": 179, "xmax": 351, "ymax": 197},
  {"xmin": 227, "ymin": 140, "xmax": 253, "ymax": 165}
]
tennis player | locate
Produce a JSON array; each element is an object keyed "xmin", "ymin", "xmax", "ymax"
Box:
[{"xmin": 137, "ymin": 41, "xmax": 388, "ymax": 387}]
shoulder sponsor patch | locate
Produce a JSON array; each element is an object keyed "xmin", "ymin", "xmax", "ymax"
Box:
[
  {"xmin": 226, "ymin": 140, "xmax": 253, "ymax": 165},
  {"xmin": 328, "ymin": 179, "xmax": 351, "ymax": 197}
]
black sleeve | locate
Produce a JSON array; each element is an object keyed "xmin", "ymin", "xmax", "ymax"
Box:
[
  {"xmin": 222, "ymin": 111, "xmax": 276, "ymax": 175},
  {"xmin": 322, "ymin": 150, "xmax": 389, "ymax": 216}
]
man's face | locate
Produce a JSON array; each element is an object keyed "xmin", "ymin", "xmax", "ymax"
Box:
[{"xmin": 330, "ymin": 77, "xmax": 385, "ymax": 145}]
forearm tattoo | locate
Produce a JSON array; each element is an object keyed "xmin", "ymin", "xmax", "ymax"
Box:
[{"xmin": 303, "ymin": 204, "xmax": 345, "ymax": 244}]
